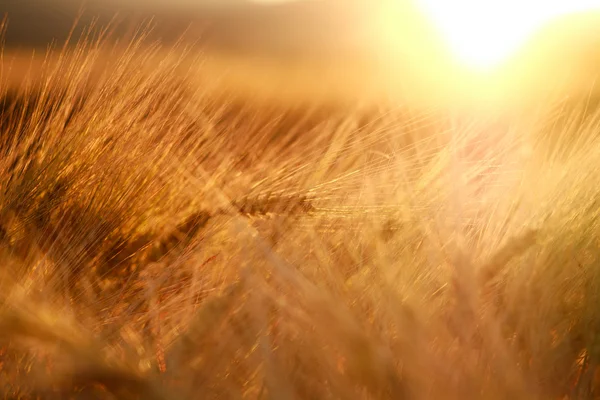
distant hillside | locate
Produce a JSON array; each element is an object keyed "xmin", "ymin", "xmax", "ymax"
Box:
[{"xmin": 1, "ymin": 0, "xmax": 381, "ymax": 61}]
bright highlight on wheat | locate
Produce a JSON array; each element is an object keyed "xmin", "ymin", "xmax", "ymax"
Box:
[{"xmin": 414, "ymin": 0, "xmax": 600, "ymax": 70}]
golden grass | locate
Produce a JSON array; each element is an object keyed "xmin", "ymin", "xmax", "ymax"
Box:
[{"xmin": 2, "ymin": 21, "xmax": 600, "ymax": 399}]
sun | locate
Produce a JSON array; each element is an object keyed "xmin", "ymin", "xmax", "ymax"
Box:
[{"xmin": 414, "ymin": 0, "xmax": 600, "ymax": 71}]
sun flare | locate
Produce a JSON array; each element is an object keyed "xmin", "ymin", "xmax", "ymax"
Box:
[{"xmin": 414, "ymin": 0, "xmax": 600, "ymax": 70}]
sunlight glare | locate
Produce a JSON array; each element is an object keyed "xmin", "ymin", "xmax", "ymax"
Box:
[{"xmin": 414, "ymin": 0, "xmax": 600, "ymax": 70}]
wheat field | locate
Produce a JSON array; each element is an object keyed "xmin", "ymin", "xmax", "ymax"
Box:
[{"xmin": 1, "ymin": 20, "xmax": 600, "ymax": 399}]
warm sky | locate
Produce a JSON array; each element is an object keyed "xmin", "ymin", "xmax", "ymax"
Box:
[
  {"xmin": 4, "ymin": 0, "xmax": 600, "ymax": 72},
  {"xmin": 3, "ymin": 0, "xmax": 600, "ymax": 107},
  {"xmin": 248, "ymin": 0, "xmax": 600, "ymax": 69}
]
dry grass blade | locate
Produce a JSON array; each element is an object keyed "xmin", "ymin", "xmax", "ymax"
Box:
[
  {"xmin": 479, "ymin": 228, "xmax": 539, "ymax": 286},
  {"xmin": 0, "ymin": 298, "xmax": 170, "ymax": 399},
  {"xmin": 165, "ymin": 279, "xmax": 246, "ymax": 370}
]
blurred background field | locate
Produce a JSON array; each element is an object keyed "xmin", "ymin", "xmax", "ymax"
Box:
[{"xmin": 3, "ymin": 0, "xmax": 600, "ymax": 107}]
